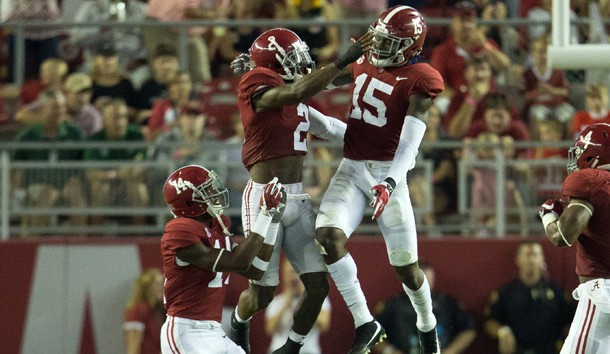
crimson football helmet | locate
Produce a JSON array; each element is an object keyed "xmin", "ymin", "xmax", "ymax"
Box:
[
  {"xmin": 368, "ymin": 5, "xmax": 427, "ymax": 67},
  {"xmin": 163, "ymin": 164, "xmax": 229, "ymax": 220},
  {"xmin": 249, "ymin": 28, "xmax": 315, "ymax": 81},
  {"xmin": 568, "ymin": 123, "xmax": 610, "ymax": 174}
]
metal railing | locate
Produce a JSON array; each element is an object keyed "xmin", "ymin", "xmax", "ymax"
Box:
[{"xmin": 0, "ymin": 139, "xmax": 573, "ymax": 239}]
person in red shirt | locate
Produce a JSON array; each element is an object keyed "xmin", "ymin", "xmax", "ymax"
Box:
[
  {"xmin": 539, "ymin": 123, "xmax": 610, "ymax": 353},
  {"xmin": 315, "ymin": 6, "xmax": 444, "ymax": 354},
  {"xmin": 430, "ymin": 1, "xmax": 509, "ymax": 105},
  {"xmin": 465, "ymin": 92, "xmax": 531, "ymax": 157},
  {"xmin": 160, "ymin": 165, "xmax": 286, "ymax": 354},
  {"xmin": 444, "ymin": 55, "xmax": 495, "ymax": 139},
  {"xmin": 124, "ymin": 267, "xmax": 165, "ymax": 354},
  {"xmin": 228, "ymin": 28, "xmax": 373, "ymax": 354},
  {"xmin": 571, "ymin": 84, "xmax": 610, "ymax": 138},
  {"xmin": 523, "ymin": 36, "xmax": 574, "ymax": 139}
]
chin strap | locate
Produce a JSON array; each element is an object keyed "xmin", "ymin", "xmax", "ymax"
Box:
[{"xmin": 208, "ymin": 204, "xmax": 233, "ymax": 236}]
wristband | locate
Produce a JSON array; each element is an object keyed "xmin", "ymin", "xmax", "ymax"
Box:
[
  {"xmin": 383, "ymin": 177, "xmax": 397, "ymax": 192},
  {"xmin": 252, "ymin": 256, "xmax": 269, "ymax": 271},
  {"xmin": 465, "ymin": 96, "xmax": 478, "ymax": 107},
  {"xmin": 541, "ymin": 212, "xmax": 558, "ymax": 230},
  {"xmin": 212, "ymin": 249, "xmax": 225, "ymax": 272},
  {"xmin": 251, "ymin": 213, "xmax": 273, "ymax": 239},
  {"xmin": 264, "ymin": 222, "xmax": 280, "ymax": 246}
]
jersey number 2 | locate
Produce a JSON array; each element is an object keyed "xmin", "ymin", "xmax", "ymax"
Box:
[
  {"xmin": 350, "ymin": 73, "xmax": 394, "ymax": 127},
  {"xmin": 294, "ymin": 103, "xmax": 310, "ymax": 152}
]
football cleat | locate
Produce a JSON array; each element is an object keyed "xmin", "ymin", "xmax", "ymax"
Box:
[
  {"xmin": 417, "ymin": 327, "xmax": 440, "ymax": 354},
  {"xmin": 228, "ymin": 310, "xmax": 250, "ymax": 354},
  {"xmin": 270, "ymin": 338, "xmax": 303, "ymax": 354},
  {"xmin": 347, "ymin": 320, "xmax": 387, "ymax": 354}
]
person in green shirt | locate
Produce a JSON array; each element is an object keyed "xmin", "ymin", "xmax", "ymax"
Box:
[
  {"xmin": 84, "ymin": 98, "xmax": 149, "ymax": 225},
  {"xmin": 12, "ymin": 89, "xmax": 87, "ymax": 231}
]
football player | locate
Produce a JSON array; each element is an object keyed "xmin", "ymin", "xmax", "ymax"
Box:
[
  {"xmin": 160, "ymin": 165, "xmax": 286, "ymax": 354},
  {"xmin": 539, "ymin": 123, "xmax": 610, "ymax": 353},
  {"xmin": 228, "ymin": 28, "xmax": 374, "ymax": 354},
  {"xmin": 314, "ymin": 6, "xmax": 444, "ymax": 354}
]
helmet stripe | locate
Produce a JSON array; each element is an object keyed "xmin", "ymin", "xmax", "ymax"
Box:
[{"xmin": 381, "ymin": 5, "xmax": 414, "ymax": 24}]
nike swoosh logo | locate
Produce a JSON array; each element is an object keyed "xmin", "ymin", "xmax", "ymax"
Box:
[{"xmin": 395, "ymin": 76, "xmax": 408, "ymax": 81}]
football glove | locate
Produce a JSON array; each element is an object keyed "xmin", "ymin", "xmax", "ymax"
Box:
[
  {"xmin": 538, "ymin": 198, "xmax": 565, "ymax": 220},
  {"xmin": 260, "ymin": 177, "xmax": 286, "ymax": 222},
  {"xmin": 230, "ymin": 53, "xmax": 252, "ymax": 75},
  {"xmin": 370, "ymin": 181, "xmax": 394, "ymax": 220}
]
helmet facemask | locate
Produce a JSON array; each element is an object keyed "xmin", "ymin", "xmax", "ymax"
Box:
[
  {"xmin": 278, "ymin": 41, "xmax": 315, "ymax": 81},
  {"xmin": 190, "ymin": 170, "xmax": 229, "ymax": 216},
  {"xmin": 567, "ymin": 145, "xmax": 584, "ymax": 174},
  {"xmin": 368, "ymin": 25, "xmax": 414, "ymax": 67}
]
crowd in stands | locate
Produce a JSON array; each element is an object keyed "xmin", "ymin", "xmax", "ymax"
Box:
[{"xmin": 2, "ymin": 0, "xmax": 610, "ymax": 236}]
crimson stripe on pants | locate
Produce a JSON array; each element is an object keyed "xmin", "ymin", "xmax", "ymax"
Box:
[{"xmin": 575, "ymin": 300, "xmax": 594, "ymax": 354}]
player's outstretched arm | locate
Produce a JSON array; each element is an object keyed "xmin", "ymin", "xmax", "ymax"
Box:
[
  {"xmin": 308, "ymin": 105, "xmax": 346, "ymax": 142},
  {"xmin": 540, "ymin": 198, "xmax": 593, "ymax": 247},
  {"xmin": 175, "ymin": 178, "xmax": 286, "ymax": 273},
  {"xmin": 253, "ymin": 32, "xmax": 374, "ymax": 112}
]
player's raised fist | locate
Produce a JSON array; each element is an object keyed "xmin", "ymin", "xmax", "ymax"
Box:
[
  {"xmin": 538, "ymin": 198, "xmax": 565, "ymax": 220},
  {"xmin": 260, "ymin": 177, "xmax": 286, "ymax": 222}
]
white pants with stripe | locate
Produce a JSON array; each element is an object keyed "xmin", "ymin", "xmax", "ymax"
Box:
[
  {"xmin": 561, "ymin": 279, "xmax": 610, "ymax": 354},
  {"xmin": 316, "ymin": 158, "xmax": 419, "ymax": 266},
  {"xmin": 161, "ymin": 316, "xmax": 244, "ymax": 354}
]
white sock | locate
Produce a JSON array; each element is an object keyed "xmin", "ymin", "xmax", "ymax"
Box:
[
  {"xmin": 288, "ymin": 329, "xmax": 307, "ymax": 345},
  {"xmin": 403, "ymin": 276, "xmax": 437, "ymax": 332},
  {"xmin": 234, "ymin": 305, "xmax": 251, "ymax": 323},
  {"xmin": 327, "ymin": 253, "xmax": 373, "ymax": 327}
]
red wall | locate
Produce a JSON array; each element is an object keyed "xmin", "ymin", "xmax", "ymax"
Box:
[{"xmin": 0, "ymin": 236, "xmax": 577, "ymax": 354}]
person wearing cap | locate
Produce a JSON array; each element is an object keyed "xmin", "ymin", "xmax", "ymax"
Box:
[
  {"xmin": 63, "ymin": 72, "xmax": 104, "ymax": 138},
  {"xmin": 430, "ymin": 0, "xmax": 509, "ymax": 110},
  {"xmin": 89, "ymin": 40, "xmax": 139, "ymax": 115}
]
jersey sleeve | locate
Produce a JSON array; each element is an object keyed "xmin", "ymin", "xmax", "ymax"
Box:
[
  {"xmin": 562, "ymin": 169, "xmax": 594, "ymax": 199},
  {"xmin": 413, "ymin": 64, "xmax": 444, "ymax": 99},
  {"xmin": 238, "ymin": 68, "xmax": 283, "ymax": 106},
  {"xmin": 163, "ymin": 218, "xmax": 205, "ymax": 251}
]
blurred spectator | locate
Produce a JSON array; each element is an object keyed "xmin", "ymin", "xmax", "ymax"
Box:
[
  {"xmin": 572, "ymin": 84, "xmax": 610, "ymax": 137},
  {"xmin": 70, "ymin": 0, "xmax": 148, "ymax": 73},
  {"xmin": 15, "ymin": 59, "xmax": 70, "ymax": 126},
  {"xmin": 484, "ymin": 241, "xmax": 574, "ymax": 353},
  {"xmin": 465, "ymin": 132, "xmax": 527, "ymax": 237},
  {"xmin": 6, "ymin": 0, "xmax": 63, "ymax": 81},
  {"xmin": 123, "ymin": 267, "xmax": 166, "ymax": 354},
  {"xmin": 443, "ymin": 55, "xmax": 495, "ymax": 139},
  {"xmin": 12, "ymin": 89, "xmax": 87, "ymax": 230},
  {"xmin": 473, "ymin": 0, "xmax": 515, "ymax": 54},
  {"xmin": 150, "ymin": 105, "xmax": 222, "ymax": 168},
  {"xmin": 63, "ymin": 72, "xmax": 104, "ymax": 138},
  {"xmin": 527, "ymin": 0, "xmax": 580, "ymax": 44},
  {"xmin": 19, "ymin": 58, "xmax": 68, "ymax": 105},
  {"xmin": 198, "ymin": 77, "xmax": 240, "ymax": 139},
  {"xmin": 89, "ymin": 40, "xmax": 139, "ymax": 113},
  {"xmin": 143, "ymin": 0, "xmax": 221, "ymax": 84},
  {"xmin": 523, "ymin": 36, "xmax": 574, "ymax": 139},
  {"xmin": 136, "ymin": 44, "xmax": 179, "ymax": 115},
  {"xmin": 84, "ymin": 98, "xmax": 149, "ymax": 225},
  {"xmin": 465, "ymin": 92, "xmax": 530, "ymax": 156},
  {"xmin": 526, "ymin": 119, "xmax": 567, "ymax": 203},
  {"xmin": 265, "ymin": 259, "xmax": 331, "ymax": 354},
  {"xmin": 431, "ymin": 1, "xmax": 509, "ymax": 103},
  {"xmin": 373, "ymin": 262, "xmax": 476, "ymax": 354},
  {"xmin": 409, "ymin": 104, "xmax": 457, "ymax": 233},
  {"xmin": 146, "ymin": 71, "xmax": 194, "ymax": 141},
  {"xmin": 332, "ymin": 0, "xmax": 385, "ymax": 32},
  {"xmin": 281, "ymin": 0, "xmax": 340, "ymax": 65}
]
